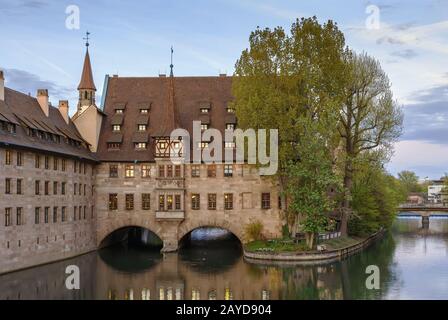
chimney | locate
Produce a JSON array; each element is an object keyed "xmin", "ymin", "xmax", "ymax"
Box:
[
  {"xmin": 37, "ymin": 89, "xmax": 49, "ymax": 117},
  {"xmin": 58, "ymin": 100, "xmax": 69, "ymax": 124},
  {"xmin": 0, "ymin": 70, "xmax": 4, "ymax": 101}
]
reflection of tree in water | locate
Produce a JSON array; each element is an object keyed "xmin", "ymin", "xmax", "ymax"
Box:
[{"xmin": 340, "ymin": 232, "xmax": 398, "ymax": 299}]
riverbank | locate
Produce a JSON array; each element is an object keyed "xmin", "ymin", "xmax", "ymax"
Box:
[{"xmin": 243, "ymin": 229, "xmax": 385, "ymax": 264}]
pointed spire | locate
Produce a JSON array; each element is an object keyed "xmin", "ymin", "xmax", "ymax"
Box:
[
  {"xmin": 170, "ymin": 46, "xmax": 174, "ymax": 77},
  {"xmin": 78, "ymin": 31, "xmax": 96, "ymax": 91}
]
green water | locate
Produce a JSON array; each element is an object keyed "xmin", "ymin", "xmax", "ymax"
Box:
[{"xmin": 1, "ymin": 216, "xmax": 448, "ymax": 300}]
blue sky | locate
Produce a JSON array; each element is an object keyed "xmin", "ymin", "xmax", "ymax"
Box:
[{"xmin": 1, "ymin": 0, "xmax": 447, "ymax": 179}]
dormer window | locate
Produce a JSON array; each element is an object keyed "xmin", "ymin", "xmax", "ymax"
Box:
[
  {"xmin": 135, "ymin": 142, "xmax": 147, "ymax": 150},
  {"xmin": 198, "ymin": 142, "xmax": 209, "ymax": 148},
  {"xmin": 115, "ymin": 109, "xmax": 124, "ymax": 114},
  {"xmin": 107, "ymin": 142, "xmax": 121, "ymax": 150},
  {"xmin": 226, "ymin": 123, "xmax": 235, "ymax": 130},
  {"xmin": 140, "ymin": 109, "xmax": 149, "ymax": 114},
  {"xmin": 226, "ymin": 107, "xmax": 235, "ymax": 113},
  {"xmin": 138, "ymin": 124, "xmax": 147, "ymax": 131},
  {"xmin": 225, "ymin": 141, "xmax": 235, "ymax": 148},
  {"xmin": 112, "ymin": 125, "xmax": 121, "ymax": 132},
  {"xmin": 201, "ymin": 124, "xmax": 209, "ymax": 130},
  {"xmin": 200, "ymin": 108, "xmax": 209, "ymax": 114}
]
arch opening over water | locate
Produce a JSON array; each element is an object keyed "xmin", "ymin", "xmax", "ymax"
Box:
[{"xmin": 98, "ymin": 226, "xmax": 163, "ymax": 273}]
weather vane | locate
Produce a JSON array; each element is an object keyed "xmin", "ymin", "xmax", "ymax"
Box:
[{"xmin": 83, "ymin": 31, "xmax": 91, "ymax": 48}]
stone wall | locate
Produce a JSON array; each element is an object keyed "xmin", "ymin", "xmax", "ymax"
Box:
[{"xmin": 0, "ymin": 147, "xmax": 97, "ymax": 274}]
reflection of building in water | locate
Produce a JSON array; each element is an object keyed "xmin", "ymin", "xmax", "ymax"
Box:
[{"xmin": 97, "ymin": 253, "xmax": 279, "ymax": 300}]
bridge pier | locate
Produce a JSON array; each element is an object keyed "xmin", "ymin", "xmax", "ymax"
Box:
[{"xmin": 422, "ymin": 216, "xmax": 430, "ymax": 229}]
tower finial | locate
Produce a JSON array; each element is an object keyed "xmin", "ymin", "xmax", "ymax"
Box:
[
  {"xmin": 83, "ymin": 31, "xmax": 91, "ymax": 48},
  {"xmin": 170, "ymin": 46, "xmax": 174, "ymax": 77}
]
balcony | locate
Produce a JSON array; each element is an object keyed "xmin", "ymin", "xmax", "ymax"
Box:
[{"xmin": 155, "ymin": 211, "xmax": 185, "ymax": 221}]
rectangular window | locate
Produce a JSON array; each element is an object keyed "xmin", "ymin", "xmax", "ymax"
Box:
[
  {"xmin": 159, "ymin": 195, "xmax": 165, "ymax": 211},
  {"xmin": 53, "ymin": 207, "xmax": 58, "ymax": 223},
  {"xmin": 138, "ymin": 124, "xmax": 147, "ymax": 131},
  {"xmin": 45, "ymin": 156, "xmax": 49, "ymax": 169},
  {"xmin": 198, "ymin": 142, "xmax": 209, "ymax": 148},
  {"xmin": 74, "ymin": 207, "xmax": 77, "ymax": 221},
  {"xmin": 140, "ymin": 109, "xmax": 149, "ymax": 114},
  {"xmin": 166, "ymin": 165, "xmax": 173, "ymax": 177},
  {"xmin": 45, "ymin": 181, "xmax": 49, "ymax": 195},
  {"xmin": 35, "ymin": 207, "xmax": 40, "ymax": 224},
  {"xmin": 174, "ymin": 165, "xmax": 181, "ymax": 178},
  {"xmin": 125, "ymin": 165, "xmax": 135, "ymax": 178},
  {"xmin": 109, "ymin": 194, "xmax": 118, "ymax": 210},
  {"xmin": 226, "ymin": 107, "xmax": 235, "ymax": 113},
  {"xmin": 62, "ymin": 182, "xmax": 66, "ymax": 195},
  {"xmin": 141, "ymin": 164, "xmax": 151, "ymax": 178},
  {"xmin": 226, "ymin": 123, "xmax": 235, "ymax": 130},
  {"xmin": 262, "ymin": 193, "xmax": 271, "ymax": 209},
  {"xmin": 142, "ymin": 194, "xmax": 151, "ymax": 210},
  {"xmin": 53, "ymin": 157, "xmax": 58, "ymax": 170},
  {"xmin": 125, "ymin": 194, "xmax": 134, "ymax": 210},
  {"xmin": 74, "ymin": 183, "xmax": 77, "ymax": 195},
  {"xmin": 158, "ymin": 165, "xmax": 165, "ymax": 178},
  {"xmin": 5, "ymin": 178, "xmax": 11, "ymax": 194},
  {"xmin": 17, "ymin": 179, "xmax": 22, "ymax": 194},
  {"xmin": 107, "ymin": 142, "xmax": 121, "ymax": 150},
  {"xmin": 207, "ymin": 165, "xmax": 216, "ymax": 178},
  {"xmin": 224, "ymin": 193, "xmax": 233, "ymax": 210},
  {"xmin": 16, "ymin": 208, "xmax": 23, "ymax": 225},
  {"xmin": 35, "ymin": 154, "xmax": 40, "ymax": 168},
  {"xmin": 191, "ymin": 165, "xmax": 200, "ymax": 177},
  {"xmin": 61, "ymin": 207, "xmax": 66, "ymax": 222},
  {"xmin": 135, "ymin": 142, "xmax": 147, "ymax": 149},
  {"xmin": 200, "ymin": 124, "xmax": 209, "ymax": 130},
  {"xmin": 112, "ymin": 125, "xmax": 121, "ymax": 132},
  {"xmin": 53, "ymin": 181, "xmax": 58, "ymax": 195},
  {"xmin": 109, "ymin": 164, "xmax": 118, "ymax": 178},
  {"xmin": 44, "ymin": 207, "xmax": 49, "ymax": 223},
  {"xmin": 5, "ymin": 208, "xmax": 12, "ymax": 226},
  {"xmin": 200, "ymin": 108, "xmax": 209, "ymax": 113},
  {"xmin": 78, "ymin": 206, "xmax": 82, "ymax": 220},
  {"xmin": 224, "ymin": 164, "xmax": 233, "ymax": 177},
  {"xmin": 17, "ymin": 152, "xmax": 23, "ymax": 166},
  {"xmin": 62, "ymin": 159, "xmax": 66, "ymax": 171},
  {"xmin": 74, "ymin": 160, "xmax": 77, "ymax": 173},
  {"xmin": 175, "ymin": 195, "xmax": 181, "ymax": 210},
  {"xmin": 5, "ymin": 150, "xmax": 12, "ymax": 165},
  {"xmin": 35, "ymin": 180, "xmax": 40, "ymax": 195},
  {"xmin": 115, "ymin": 109, "xmax": 124, "ymax": 114},
  {"xmin": 166, "ymin": 195, "xmax": 173, "ymax": 210},
  {"xmin": 208, "ymin": 194, "xmax": 217, "ymax": 210},
  {"xmin": 191, "ymin": 194, "xmax": 200, "ymax": 210},
  {"xmin": 225, "ymin": 141, "xmax": 235, "ymax": 148},
  {"xmin": 84, "ymin": 184, "xmax": 86, "ymax": 196},
  {"xmin": 83, "ymin": 206, "xmax": 87, "ymax": 219}
]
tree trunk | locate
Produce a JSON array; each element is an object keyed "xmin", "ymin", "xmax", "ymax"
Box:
[
  {"xmin": 341, "ymin": 156, "xmax": 353, "ymax": 236},
  {"xmin": 305, "ymin": 232, "xmax": 316, "ymax": 250}
]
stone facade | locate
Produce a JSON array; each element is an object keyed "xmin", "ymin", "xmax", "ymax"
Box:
[
  {"xmin": 0, "ymin": 147, "xmax": 96, "ymax": 274},
  {"xmin": 95, "ymin": 161, "xmax": 283, "ymax": 252}
]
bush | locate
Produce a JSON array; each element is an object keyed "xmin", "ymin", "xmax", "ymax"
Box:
[{"xmin": 244, "ymin": 220, "xmax": 264, "ymax": 242}]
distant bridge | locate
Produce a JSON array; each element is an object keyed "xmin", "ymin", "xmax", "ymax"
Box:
[{"xmin": 397, "ymin": 204, "xmax": 448, "ymax": 226}]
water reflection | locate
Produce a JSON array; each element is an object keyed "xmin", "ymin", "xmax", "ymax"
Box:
[{"xmin": 1, "ymin": 217, "xmax": 448, "ymax": 300}]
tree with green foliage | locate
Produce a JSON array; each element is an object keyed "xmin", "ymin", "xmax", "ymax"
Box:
[
  {"xmin": 285, "ymin": 120, "xmax": 341, "ymax": 249},
  {"xmin": 338, "ymin": 52, "xmax": 403, "ymax": 235},
  {"xmin": 397, "ymin": 170, "xmax": 422, "ymax": 195},
  {"xmin": 232, "ymin": 17, "xmax": 347, "ymax": 236}
]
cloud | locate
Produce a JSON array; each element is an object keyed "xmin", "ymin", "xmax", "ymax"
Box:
[
  {"xmin": 0, "ymin": 0, "xmax": 48, "ymax": 15},
  {"xmin": 1, "ymin": 67, "xmax": 73, "ymax": 102},
  {"xmin": 390, "ymin": 49, "xmax": 418, "ymax": 59}
]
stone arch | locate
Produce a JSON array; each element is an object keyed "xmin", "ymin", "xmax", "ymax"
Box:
[
  {"xmin": 97, "ymin": 223, "xmax": 164, "ymax": 247},
  {"xmin": 177, "ymin": 219, "xmax": 245, "ymax": 244}
]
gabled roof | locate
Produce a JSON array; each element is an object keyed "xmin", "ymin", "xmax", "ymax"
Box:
[
  {"xmin": 0, "ymin": 88, "xmax": 96, "ymax": 161},
  {"xmin": 96, "ymin": 76, "xmax": 235, "ymax": 162}
]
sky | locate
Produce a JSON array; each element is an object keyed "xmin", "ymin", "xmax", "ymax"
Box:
[{"xmin": 0, "ymin": 0, "xmax": 447, "ymax": 179}]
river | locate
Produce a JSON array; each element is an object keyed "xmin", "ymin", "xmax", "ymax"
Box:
[{"xmin": 1, "ymin": 215, "xmax": 448, "ymax": 300}]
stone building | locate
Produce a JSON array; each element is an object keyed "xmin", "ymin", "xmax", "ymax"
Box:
[{"xmin": 0, "ymin": 44, "xmax": 283, "ymax": 275}]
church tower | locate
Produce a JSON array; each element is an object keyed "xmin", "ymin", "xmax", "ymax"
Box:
[
  {"xmin": 72, "ymin": 31, "xmax": 104, "ymax": 152},
  {"xmin": 77, "ymin": 32, "xmax": 96, "ymax": 112}
]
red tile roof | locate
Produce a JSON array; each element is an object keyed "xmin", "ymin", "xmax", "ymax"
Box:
[
  {"xmin": 0, "ymin": 88, "xmax": 96, "ymax": 161},
  {"xmin": 77, "ymin": 49, "xmax": 96, "ymax": 91},
  {"xmin": 96, "ymin": 76, "xmax": 235, "ymax": 162}
]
